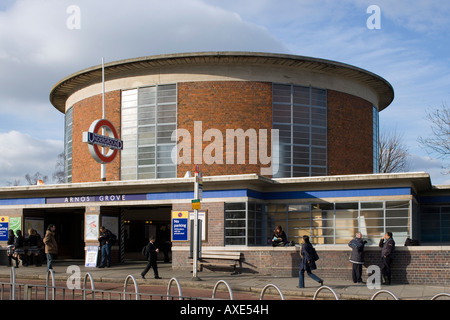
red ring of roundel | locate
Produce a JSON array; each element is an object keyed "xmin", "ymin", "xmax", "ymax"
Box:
[{"xmin": 92, "ymin": 119, "xmax": 119, "ymax": 163}]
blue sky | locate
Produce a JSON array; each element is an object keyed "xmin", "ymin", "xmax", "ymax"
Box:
[{"xmin": 0, "ymin": 0, "xmax": 449, "ymax": 185}]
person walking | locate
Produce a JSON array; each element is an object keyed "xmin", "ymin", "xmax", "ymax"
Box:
[
  {"xmin": 98, "ymin": 226, "xmax": 113, "ymax": 268},
  {"xmin": 141, "ymin": 237, "xmax": 161, "ymax": 279},
  {"xmin": 379, "ymin": 232, "xmax": 395, "ymax": 285},
  {"xmin": 348, "ymin": 232, "xmax": 367, "ymax": 283},
  {"xmin": 43, "ymin": 224, "xmax": 58, "ymax": 271},
  {"xmin": 298, "ymin": 235, "xmax": 323, "ymax": 288}
]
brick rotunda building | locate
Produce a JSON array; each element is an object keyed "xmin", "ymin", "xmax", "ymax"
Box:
[{"xmin": 49, "ymin": 51, "xmax": 394, "ymax": 183}]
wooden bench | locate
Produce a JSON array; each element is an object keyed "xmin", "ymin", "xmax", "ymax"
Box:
[{"xmin": 191, "ymin": 250, "xmax": 242, "ymax": 274}]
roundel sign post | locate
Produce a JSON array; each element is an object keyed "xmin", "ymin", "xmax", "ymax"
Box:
[{"xmin": 82, "ymin": 119, "xmax": 123, "ymax": 164}]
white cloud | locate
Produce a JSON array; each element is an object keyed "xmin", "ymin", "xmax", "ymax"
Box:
[
  {"xmin": 408, "ymin": 154, "xmax": 450, "ymax": 185},
  {"xmin": 0, "ymin": 131, "xmax": 63, "ymax": 186}
]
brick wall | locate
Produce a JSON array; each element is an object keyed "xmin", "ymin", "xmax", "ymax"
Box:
[
  {"xmin": 72, "ymin": 90, "xmax": 121, "ymax": 183},
  {"xmin": 172, "ymin": 246, "xmax": 450, "ymax": 285},
  {"xmin": 327, "ymin": 90, "xmax": 374, "ymax": 175},
  {"xmin": 177, "ymin": 81, "xmax": 273, "ymax": 177}
]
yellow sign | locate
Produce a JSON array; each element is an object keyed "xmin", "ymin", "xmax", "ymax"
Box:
[
  {"xmin": 191, "ymin": 200, "xmax": 201, "ymax": 210},
  {"xmin": 172, "ymin": 211, "xmax": 189, "ymax": 219}
]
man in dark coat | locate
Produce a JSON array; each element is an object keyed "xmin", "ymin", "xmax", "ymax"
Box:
[
  {"xmin": 379, "ymin": 232, "xmax": 395, "ymax": 285},
  {"xmin": 348, "ymin": 232, "xmax": 367, "ymax": 283},
  {"xmin": 141, "ymin": 237, "xmax": 161, "ymax": 279},
  {"xmin": 98, "ymin": 226, "xmax": 113, "ymax": 268}
]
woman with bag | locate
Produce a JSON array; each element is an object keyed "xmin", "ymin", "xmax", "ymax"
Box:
[{"xmin": 298, "ymin": 235, "xmax": 323, "ymax": 288}]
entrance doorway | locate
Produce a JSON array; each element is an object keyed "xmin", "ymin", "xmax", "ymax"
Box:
[
  {"xmin": 122, "ymin": 206, "xmax": 172, "ymax": 262},
  {"xmin": 23, "ymin": 208, "xmax": 85, "ymax": 259}
]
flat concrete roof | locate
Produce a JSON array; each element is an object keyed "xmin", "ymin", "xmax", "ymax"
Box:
[
  {"xmin": 49, "ymin": 51, "xmax": 394, "ymax": 113},
  {"xmin": 0, "ymin": 172, "xmax": 432, "ymax": 201}
]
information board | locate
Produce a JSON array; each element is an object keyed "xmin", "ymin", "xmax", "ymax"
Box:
[{"xmin": 171, "ymin": 211, "xmax": 189, "ymax": 241}]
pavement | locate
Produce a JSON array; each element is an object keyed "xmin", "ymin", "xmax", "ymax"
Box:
[{"xmin": 1, "ymin": 259, "xmax": 449, "ymax": 300}]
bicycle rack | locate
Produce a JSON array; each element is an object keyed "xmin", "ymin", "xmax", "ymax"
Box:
[
  {"xmin": 212, "ymin": 280, "xmax": 234, "ymax": 300},
  {"xmin": 123, "ymin": 275, "xmax": 140, "ymax": 300},
  {"xmin": 45, "ymin": 269, "xmax": 56, "ymax": 300},
  {"xmin": 370, "ymin": 289, "xmax": 399, "ymax": 300},
  {"xmin": 83, "ymin": 272, "xmax": 95, "ymax": 300},
  {"xmin": 260, "ymin": 284, "xmax": 285, "ymax": 300},
  {"xmin": 167, "ymin": 277, "xmax": 183, "ymax": 300},
  {"xmin": 313, "ymin": 286, "xmax": 339, "ymax": 300},
  {"xmin": 431, "ymin": 293, "xmax": 450, "ymax": 300}
]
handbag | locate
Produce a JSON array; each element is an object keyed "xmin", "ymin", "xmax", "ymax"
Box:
[{"xmin": 312, "ymin": 247, "xmax": 319, "ymax": 261}]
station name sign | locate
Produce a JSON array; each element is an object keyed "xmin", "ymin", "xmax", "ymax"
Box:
[
  {"xmin": 84, "ymin": 132, "xmax": 123, "ymax": 150},
  {"xmin": 46, "ymin": 194, "xmax": 147, "ymax": 204}
]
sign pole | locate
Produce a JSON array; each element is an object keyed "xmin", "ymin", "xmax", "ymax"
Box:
[
  {"xmin": 192, "ymin": 165, "xmax": 201, "ymax": 280},
  {"xmin": 101, "ymin": 57, "xmax": 106, "ymax": 181}
]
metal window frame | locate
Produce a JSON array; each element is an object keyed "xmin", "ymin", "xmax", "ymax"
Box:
[
  {"xmin": 121, "ymin": 84, "xmax": 177, "ymax": 181},
  {"xmin": 64, "ymin": 107, "xmax": 73, "ymax": 183},
  {"xmin": 272, "ymin": 83, "xmax": 327, "ymax": 178}
]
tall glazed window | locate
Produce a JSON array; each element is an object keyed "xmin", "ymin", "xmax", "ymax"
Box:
[
  {"xmin": 373, "ymin": 107, "xmax": 380, "ymax": 173},
  {"xmin": 121, "ymin": 84, "xmax": 177, "ymax": 180},
  {"xmin": 273, "ymin": 84, "xmax": 327, "ymax": 177},
  {"xmin": 64, "ymin": 107, "xmax": 73, "ymax": 183}
]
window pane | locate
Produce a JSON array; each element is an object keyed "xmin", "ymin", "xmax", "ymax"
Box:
[
  {"xmin": 361, "ymin": 202, "xmax": 383, "ymax": 209},
  {"xmin": 386, "ymin": 201, "xmax": 409, "ymax": 209}
]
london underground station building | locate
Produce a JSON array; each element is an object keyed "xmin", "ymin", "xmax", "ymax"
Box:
[{"xmin": 1, "ymin": 52, "xmax": 449, "ymax": 284}]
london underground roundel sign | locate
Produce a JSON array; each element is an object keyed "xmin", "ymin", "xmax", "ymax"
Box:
[{"xmin": 82, "ymin": 119, "xmax": 123, "ymax": 164}]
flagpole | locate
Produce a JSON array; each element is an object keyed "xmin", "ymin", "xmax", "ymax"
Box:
[{"xmin": 101, "ymin": 57, "xmax": 106, "ymax": 181}]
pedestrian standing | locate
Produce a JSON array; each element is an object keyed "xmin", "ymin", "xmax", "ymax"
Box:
[
  {"xmin": 98, "ymin": 226, "xmax": 113, "ymax": 268},
  {"xmin": 379, "ymin": 232, "xmax": 395, "ymax": 285},
  {"xmin": 298, "ymin": 235, "xmax": 323, "ymax": 288},
  {"xmin": 348, "ymin": 232, "xmax": 367, "ymax": 283},
  {"xmin": 26, "ymin": 228, "xmax": 42, "ymax": 266},
  {"xmin": 43, "ymin": 224, "xmax": 58, "ymax": 271},
  {"xmin": 141, "ymin": 237, "xmax": 161, "ymax": 279},
  {"xmin": 14, "ymin": 230, "xmax": 27, "ymax": 267},
  {"xmin": 7, "ymin": 229, "xmax": 18, "ymax": 267}
]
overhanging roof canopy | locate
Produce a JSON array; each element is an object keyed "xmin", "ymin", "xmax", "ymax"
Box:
[{"xmin": 49, "ymin": 51, "xmax": 394, "ymax": 113}]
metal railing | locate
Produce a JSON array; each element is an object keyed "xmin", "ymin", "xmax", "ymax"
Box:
[
  {"xmin": 260, "ymin": 284, "xmax": 285, "ymax": 300},
  {"xmin": 313, "ymin": 285, "xmax": 339, "ymax": 300},
  {"xmin": 370, "ymin": 289, "xmax": 399, "ymax": 300},
  {"xmin": 212, "ymin": 280, "xmax": 234, "ymax": 300},
  {"xmin": 2, "ymin": 268, "xmax": 450, "ymax": 301}
]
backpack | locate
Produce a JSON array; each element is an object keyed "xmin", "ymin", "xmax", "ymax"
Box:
[
  {"xmin": 109, "ymin": 233, "xmax": 117, "ymax": 246},
  {"xmin": 141, "ymin": 245, "xmax": 149, "ymax": 258}
]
